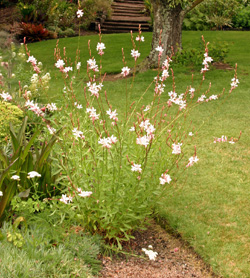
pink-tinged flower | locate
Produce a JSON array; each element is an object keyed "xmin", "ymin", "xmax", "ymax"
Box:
[
  {"xmin": 87, "ymin": 58, "xmax": 99, "ymax": 72},
  {"xmin": 27, "ymin": 171, "xmax": 41, "ymax": 178},
  {"xmin": 60, "ymin": 194, "xmax": 72, "ymax": 204},
  {"xmin": 154, "ymin": 84, "xmax": 165, "ymax": 95},
  {"xmin": 86, "ymin": 82, "xmax": 103, "ymax": 98},
  {"xmin": 96, "ymin": 42, "xmax": 106, "ymax": 55},
  {"xmin": 121, "ymin": 66, "xmax": 130, "ymax": 77},
  {"xmin": 161, "ymin": 69, "xmax": 169, "ymax": 81},
  {"xmin": 188, "ymin": 132, "xmax": 194, "ymax": 136},
  {"xmin": 197, "ymin": 94, "xmax": 206, "ymax": 103},
  {"xmin": 47, "ymin": 125, "xmax": 56, "ymax": 134},
  {"xmin": 214, "ymin": 135, "xmax": 228, "ymax": 143},
  {"xmin": 11, "ymin": 175, "xmax": 20, "ymax": 180},
  {"xmin": 142, "ymin": 248, "xmax": 158, "ymax": 261},
  {"xmin": 76, "ymin": 9, "xmax": 84, "ymax": 18},
  {"xmin": 86, "ymin": 107, "xmax": 99, "ymax": 121},
  {"xmin": 77, "ymin": 188, "xmax": 92, "ymax": 198},
  {"xmin": 231, "ymin": 77, "xmax": 239, "ymax": 88},
  {"xmin": 159, "ymin": 173, "xmax": 171, "ymax": 185},
  {"xmin": 136, "ymin": 35, "xmax": 144, "ymax": 42},
  {"xmin": 186, "ymin": 156, "xmax": 199, "ymax": 168},
  {"xmin": 136, "ymin": 135, "xmax": 150, "ymax": 147},
  {"xmin": 189, "ymin": 87, "xmax": 195, "ymax": 98},
  {"xmin": 72, "ymin": 128, "xmax": 85, "ymax": 140},
  {"xmin": 131, "ymin": 163, "xmax": 142, "ymax": 173},
  {"xmin": 63, "ymin": 66, "xmax": 73, "ymax": 73},
  {"xmin": 98, "ymin": 137, "xmax": 111, "ymax": 149},
  {"xmin": 109, "ymin": 135, "xmax": 118, "ymax": 144},
  {"xmin": 0, "ymin": 92, "xmax": 12, "ymax": 101},
  {"xmin": 27, "ymin": 55, "xmax": 37, "ymax": 65},
  {"xmin": 155, "ymin": 46, "xmax": 164, "ymax": 56},
  {"xmin": 131, "ymin": 49, "xmax": 140, "ymax": 60},
  {"xmin": 55, "ymin": 59, "xmax": 65, "ymax": 69},
  {"xmin": 162, "ymin": 57, "xmax": 172, "ymax": 69},
  {"xmin": 74, "ymin": 102, "xmax": 83, "ymax": 109},
  {"xmin": 76, "ymin": 62, "xmax": 81, "ymax": 70},
  {"xmin": 46, "ymin": 103, "xmax": 57, "ymax": 111},
  {"xmin": 172, "ymin": 143, "xmax": 182, "ymax": 155},
  {"xmin": 106, "ymin": 108, "xmax": 118, "ymax": 121},
  {"xmin": 208, "ymin": 95, "xmax": 218, "ymax": 101}
]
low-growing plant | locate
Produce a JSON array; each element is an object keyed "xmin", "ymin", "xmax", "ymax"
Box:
[{"xmin": 20, "ymin": 23, "xmax": 50, "ymax": 42}]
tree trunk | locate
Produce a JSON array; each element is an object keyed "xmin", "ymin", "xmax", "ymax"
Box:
[{"xmin": 142, "ymin": 0, "xmax": 185, "ymax": 69}]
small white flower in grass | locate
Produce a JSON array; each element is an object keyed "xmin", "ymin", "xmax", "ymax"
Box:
[
  {"xmin": 87, "ymin": 58, "xmax": 99, "ymax": 72},
  {"xmin": 72, "ymin": 128, "xmax": 85, "ymax": 140},
  {"xmin": 142, "ymin": 248, "xmax": 158, "ymax": 261},
  {"xmin": 76, "ymin": 62, "xmax": 81, "ymax": 70},
  {"xmin": 131, "ymin": 49, "xmax": 140, "ymax": 60},
  {"xmin": 47, "ymin": 125, "xmax": 56, "ymax": 134},
  {"xmin": 27, "ymin": 171, "xmax": 41, "ymax": 178},
  {"xmin": 172, "ymin": 143, "xmax": 182, "ymax": 155},
  {"xmin": 186, "ymin": 156, "xmax": 199, "ymax": 168},
  {"xmin": 60, "ymin": 194, "xmax": 72, "ymax": 204},
  {"xmin": 129, "ymin": 126, "xmax": 135, "ymax": 132},
  {"xmin": 136, "ymin": 135, "xmax": 150, "ymax": 148},
  {"xmin": 55, "ymin": 59, "xmax": 65, "ymax": 69},
  {"xmin": 11, "ymin": 175, "xmax": 20, "ymax": 180},
  {"xmin": 76, "ymin": 9, "xmax": 84, "ymax": 18},
  {"xmin": 63, "ymin": 66, "xmax": 73, "ymax": 73},
  {"xmin": 136, "ymin": 35, "xmax": 144, "ymax": 42},
  {"xmin": 46, "ymin": 103, "xmax": 57, "ymax": 111},
  {"xmin": 231, "ymin": 77, "xmax": 239, "ymax": 88},
  {"xmin": 78, "ymin": 189, "xmax": 92, "ymax": 198},
  {"xmin": 86, "ymin": 107, "xmax": 100, "ymax": 121},
  {"xmin": 109, "ymin": 135, "xmax": 118, "ymax": 144},
  {"xmin": 131, "ymin": 163, "xmax": 142, "ymax": 173},
  {"xmin": 159, "ymin": 173, "xmax": 171, "ymax": 185},
  {"xmin": 121, "ymin": 66, "xmax": 130, "ymax": 77},
  {"xmin": 106, "ymin": 108, "xmax": 118, "ymax": 121},
  {"xmin": 189, "ymin": 132, "xmax": 194, "ymax": 136},
  {"xmin": 144, "ymin": 105, "xmax": 150, "ymax": 112},
  {"xmin": 98, "ymin": 137, "xmax": 112, "ymax": 149},
  {"xmin": 74, "ymin": 102, "xmax": 83, "ymax": 109},
  {"xmin": 0, "ymin": 191, "xmax": 3, "ymax": 196}
]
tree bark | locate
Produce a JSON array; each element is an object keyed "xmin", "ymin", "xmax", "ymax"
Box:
[{"xmin": 142, "ymin": 0, "xmax": 185, "ymax": 69}]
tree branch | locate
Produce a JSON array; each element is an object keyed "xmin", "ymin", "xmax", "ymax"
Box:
[{"xmin": 184, "ymin": 0, "xmax": 206, "ymax": 15}]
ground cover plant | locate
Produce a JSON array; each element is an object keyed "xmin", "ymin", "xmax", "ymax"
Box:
[{"xmin": 0, "ymin": 14, "xmax": 249, "ymax": 278}]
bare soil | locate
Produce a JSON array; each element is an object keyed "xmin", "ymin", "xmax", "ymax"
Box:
[{"xmin": 98, "ymin": 219, "xmax": 221, "ymax": 278}]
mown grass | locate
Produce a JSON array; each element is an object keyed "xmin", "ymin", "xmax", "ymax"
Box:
[{"xmin": 26, "ymin": 31, "xmax": 250, "ymax": 278}]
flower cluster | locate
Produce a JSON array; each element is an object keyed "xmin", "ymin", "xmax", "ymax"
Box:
[
  {"xmin": 72, "ymin": 128, "xmax": 85, "ymax": 140},
  {"xmin": 86, "ymin": 81, "xmax": 103, "ymax": 98},
  {"xmin": 231, "ymin": 77, "xmax": 239, "ymax": 89},
  {"xmin": 159, "ymin": 173, "xmax": 172, "ymax": 185},
  {"xmin": 186, "ymin": 156, "xmax": 199, "ymax": 168},
  {"xmin": 155, "ymin": 45, "xmax": 164, "ymax": 56},
  {"xmin": 0, "ymin": 91, "xmax": 12, "ymax": 101},
  {"xmin": 131, "ymin": 49, "xmax": 140, "ymax": 61},
  {"xmin": 98, "ymin": 135, "xmax": 118, "ymax": 149},
  {"xmin": 201, "ymin": 52, "xmax": 213, "ymax": 73},
  {"xmin": 131, "ymin": 163, "xmax": 142, "ymax": 173},
  {"xmin": 168, "ymin": 91, "xmax": 187, "ymax": 110},
  {"xmin": 77, "ymin": 188, "xmax": 92, "ymax": 198},
  {"xmin": 86, "ymin": 107, "xmax": 100, "ymax": 121},
  {"xmin": 96, "ymin": 42, "xmax": 106, "ymax": 56},
  {"xmin": 25, "ymin": 100, "xmax": 45, "ymax": 117},
  {"xmin": 172, "ymin": 142, "xmax": 182, "ymax": 155},
  {"xmin": 106, "ymin": 108, "xmax": 118, "ymax": 122},
  {"xmin": 87, "ymin": 58, "xmax": 99, "ymax": 72},
  {"xmin": 27, "ymin": 55, "xmax": 40, "ymax": 73},
  {"xmin": 60, "ymin": 194, "xmax": 73, "ymax": 204}
]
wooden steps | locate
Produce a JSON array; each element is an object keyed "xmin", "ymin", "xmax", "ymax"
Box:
[{"xmin": 99, "ymin": 0, "xmax": 151, "ymax": 34}]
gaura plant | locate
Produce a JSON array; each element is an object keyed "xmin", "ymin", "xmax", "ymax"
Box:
[{"xmin": 0, "ymin": 13, "xmax": 240, "ymax": 248}]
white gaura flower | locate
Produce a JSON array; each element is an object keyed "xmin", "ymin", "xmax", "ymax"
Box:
[
  {"xmin": 76, "ymin": 9, "xmax": 84, "ymax": 18},
  {"xmin": 106, "ymin": 108, "xmax": 118, "ymax": 121},
  {"xmin": 121, "ymin": 66, "xmax": 130, "ymax": 77},
  {"xmin": 0, "ymin": 92, "xmax": 12, "ymax": 101},
  {"xmin": 72, "ymin": 128, "xmax": 85, "ymax": 140},
  {"xmin": 60, "ymin": 194, "xmax": 72, "ymax": 204},
  {"xmin": 131, "ymin": 163, "xmax": 142, "ymax": 173},
  {"xmin": 131, "ymin": 49, "xmax": 140, "ymax": 60},
  {"xmin": 27, "ymin": 171, "xmax": 41, "ymax": 178},
  {"xmin": 172, "ymin": 143, "xmax": 182, "ymax": 155},
  {"xmin": 159, "ymin": 173, "xmax": 171, "ymax": 185},
  {"xmin": 77, "ymin": 189, "xmax": 92, "ymax": 198},
  {"xmin": 27, "ymin": 55, "xmax": 37, "ymax": 65},
  {"xmin": 142, "ymin": 248, "xmax": 158, "ymax": 261},
  {"xmin": 0, "ymin": 191, "xmax": 3, "ymax": 196},
  {"xmin": 76, "ymin": 62, "xmax": 81, "ymax": 70},
  {"xmin": 186, "ymin": 156, "xmax": 199, "ymax": 168}
]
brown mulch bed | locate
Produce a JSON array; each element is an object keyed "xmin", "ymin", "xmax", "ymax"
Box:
[{"xmin": 98, "ymin": 220, "xmax": 221, "ymax": 278}]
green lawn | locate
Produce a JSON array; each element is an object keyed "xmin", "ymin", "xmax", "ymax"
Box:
[{"xmin": 27, "ymin": 31, "xmax": 250, "ymax": 278}]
